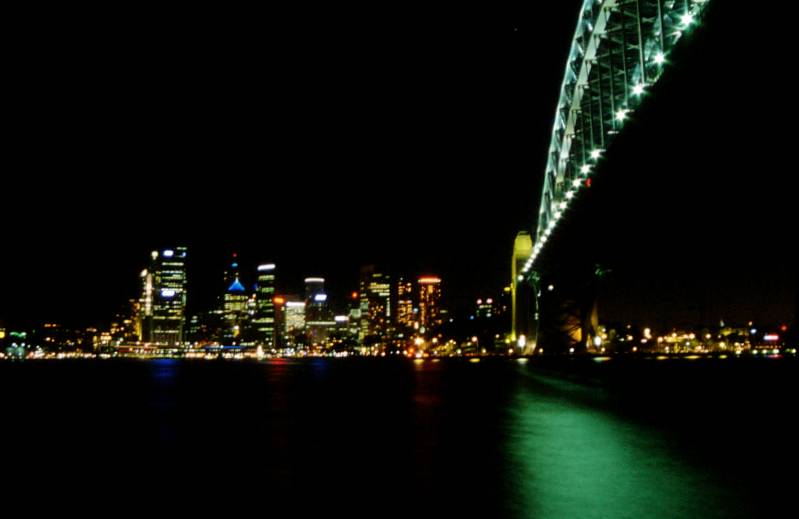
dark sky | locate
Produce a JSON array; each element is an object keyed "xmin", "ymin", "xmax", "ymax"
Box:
[{"xmin": 2, "ymin": 2, "xmax": 796, "ymax": 328}]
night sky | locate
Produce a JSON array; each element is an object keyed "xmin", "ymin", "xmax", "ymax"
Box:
[{"xmin": 2, "ymin": 2, "xmax": 795, "ymax": 328}]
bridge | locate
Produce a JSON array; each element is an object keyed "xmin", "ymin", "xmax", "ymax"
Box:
[{"xmin": 517, "ymin": 0, "xmax": 714, "ymax": 352}]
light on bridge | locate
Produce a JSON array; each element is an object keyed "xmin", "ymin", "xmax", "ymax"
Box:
[{"xmin": 528, "ymin": 0, "xmax": 708, "ymax": 274}]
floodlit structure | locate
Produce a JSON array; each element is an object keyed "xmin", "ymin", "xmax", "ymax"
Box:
[
  {"xmin": 519, "ymin": 0, "xmax": 712, "ymax": 351},
  {"xmin": 524, "ymin": 0, "xmax": 712, "ymax": 275}
]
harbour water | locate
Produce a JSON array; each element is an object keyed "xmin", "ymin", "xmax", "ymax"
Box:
[{"xmin": 1, "ymin": 357, "xmax": 796, "ymax": 517}]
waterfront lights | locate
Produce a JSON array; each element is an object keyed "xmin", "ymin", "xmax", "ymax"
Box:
[
  {"xmin": 616, "ymin": 109, "xmax": 628, "ymax": 122},
  {"xmin": 590, "ymin": 149, "xmax": 602, "ymax": 160},
  {"xmin": 580, "ymin": 164, "xmax": 592, "ymax": 175},
  {"xmin": 573, "ymin": 178, "xmax": 583, "ymax": 188},
  {"xmin": 681, "ymin": 12, "xmax": 694, "ymax": 27},
  {"xmin": 653, "ymin": 52, "xmax": 666, "ymax": 65},
  {"xmin": 632, "ymin": 83, "xmax": 645, "ymax": 96}
]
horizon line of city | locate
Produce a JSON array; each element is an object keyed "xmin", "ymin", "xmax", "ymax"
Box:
[{"xmin": 1, "ymin": 245, "xmax": 796, "ymax": 360}]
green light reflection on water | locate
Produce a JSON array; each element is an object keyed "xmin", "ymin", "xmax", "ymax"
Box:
[{"xmin": 504, "ymin": 373, "xmax": 746, "ymax": 519}]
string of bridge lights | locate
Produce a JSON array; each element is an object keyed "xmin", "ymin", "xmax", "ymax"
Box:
[{"xmin": 522, "ymin": 0, "xmax": 709, "ymax": 279}]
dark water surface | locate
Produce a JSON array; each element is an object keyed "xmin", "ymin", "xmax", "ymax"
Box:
[{"xmin": 1, "ymin": 357, "xmax": 796, "ymax": 517}]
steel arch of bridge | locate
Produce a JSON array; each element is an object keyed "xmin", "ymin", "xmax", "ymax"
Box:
[{"xmin": 523, "ymin": 0, "xmax": 711, "ymax": 276}]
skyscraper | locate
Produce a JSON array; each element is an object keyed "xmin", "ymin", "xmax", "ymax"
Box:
[
  {"xmin": 253, "ymin": 264, "xmax": 276, "ymax": 348},
  {"xmin": 304, "ymin": 277, "xmax": 325, "ymax": 303},
  {"xmin": 511, "ymin": 231, "xmax": 534, "ymax": 346},
  {"xmin": 395, "ymin": 277, "xmax": 414, "ymax": 331},
  {"xmin": 273, "ymin": 296, "xmax": 286, "ymax": 350},
  {"xmin": 139, "ymin": 247, "xmax": 188, "ymax": 346},
  {"xmin": 222, "ymin": 256, "xmax": 248, "ymax": 344},
  {"xmin": 418, "ymin": 276, "xmax": 442, "ymax": 333},
  {"xmin": 304, "ymin": 278, "xmax": 332, "ymax": 347},
  {"xmin": 359, "ymin": 266, "xmax": 391, "ymax": 345},
  {"xmin": 223, "ymin": 277, "xmax": 248, "ymax": 343},
  {"xmin": 284, "ymin": 300, "xmax": 307, "ymax": 349}
]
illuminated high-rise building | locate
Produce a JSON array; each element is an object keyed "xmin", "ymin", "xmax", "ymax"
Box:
[
  {"xmin": 511, "ymin": 231, "xmax": 534, "ymax": 345},
  {"xmin": 273, "ymin": 296, "xmax": 286, "ymax": 350},
  {"xmin": 395, "ymin": 277, "xmax": 414, "ymax": 330},
  {"xmin": 304, "ymin": 277, "xmax": 325, "ymax": 302},
  {"xmin": 223, "ymin": 277, "xmax": 248, "ymax": 343},
  {"xmin": 284, "ymin": 300, "xmax": 306, "ymax": 348},
  {"xmin": 253, "ymin": 264, "xmax": 276, "ymax": 347},
  {"xmin": 139, "ymin": 247, "xmax": 188, "ymax": 346},
  {"xmin": 221, "ymin": 256, "xmax": 248, "ymax": 343},
  {"xmin": 359, "ymin": 266, "xmax": 391, "ymax": 344},
  {"xmin": 304, "ymin": 277, "xmax": 332, "ymax": 346},
  {"xmin": 418, "ymin": 276, "xmax": 442, "ymax": 333},
  {"xmin": 347, "ymin": 290, "xmax": 363, "ymax": 340}
]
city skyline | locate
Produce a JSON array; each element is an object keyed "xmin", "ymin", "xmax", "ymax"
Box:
[
  {"xmin": 2, "ymin": 244, "xmax": 793, "ymax": 359},
  {"xmin": 1, "ymin": 2, "xmax": 796, "ymax": 331},
  {"xmin": 2, "ymin": 3, "xmax": 797, "ymax": 518}
]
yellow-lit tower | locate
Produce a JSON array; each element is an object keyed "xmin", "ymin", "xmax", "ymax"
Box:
[{"xmin": 511, "ymin": 232, "xmax": 533, "ymax": 345}]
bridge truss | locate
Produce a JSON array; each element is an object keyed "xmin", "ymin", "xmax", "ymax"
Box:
[{"xmin": 523, "ymin": 0, "xmax": 711, "ymax": 277}]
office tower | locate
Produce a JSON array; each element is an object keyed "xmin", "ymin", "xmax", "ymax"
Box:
[
  {"xmin": 223, "ymin": 277, "xmax": 248, "ymax": 343},
  {"xmin": 253, "ymin": 264, "xmax": 276, "ymax": 347},
  {"xmin": 304, "ymin": 278, "xmax": 325, "ymax": 332},
  {"xmin": 273, "ymin": 295, "xmax": 286, "ymax": 350},
  {"xmin": 221, "ymin": 254, "xmax": 248, "ymax": 343},
  {"xmin": 304, "ymin": 277, "xmax": 325, "ymax": 303},
  {"xmin": 139, "ymin": 247, "xmax": 188, "ymax": 346},
  {"xmin": 304, "ymin": 278, "xmax": 332, "ymax": 347},
  {"xmin": 395, "ymin": 277, "xmax": 414, "ymax": 331},
  {"xmin": 284, "ymin": 300, "xmax": 307, "ymax": 349},
  {"xmin": 347, "ymin": 291, "xmax": 362, "ymax": 341},
  {"xmin": 417, "ymin": 276, "xmax": 442, "ymax": 333},
  {"xmin": 359, "ymin": 266, "xmax": 392, "ymax": 345}
]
